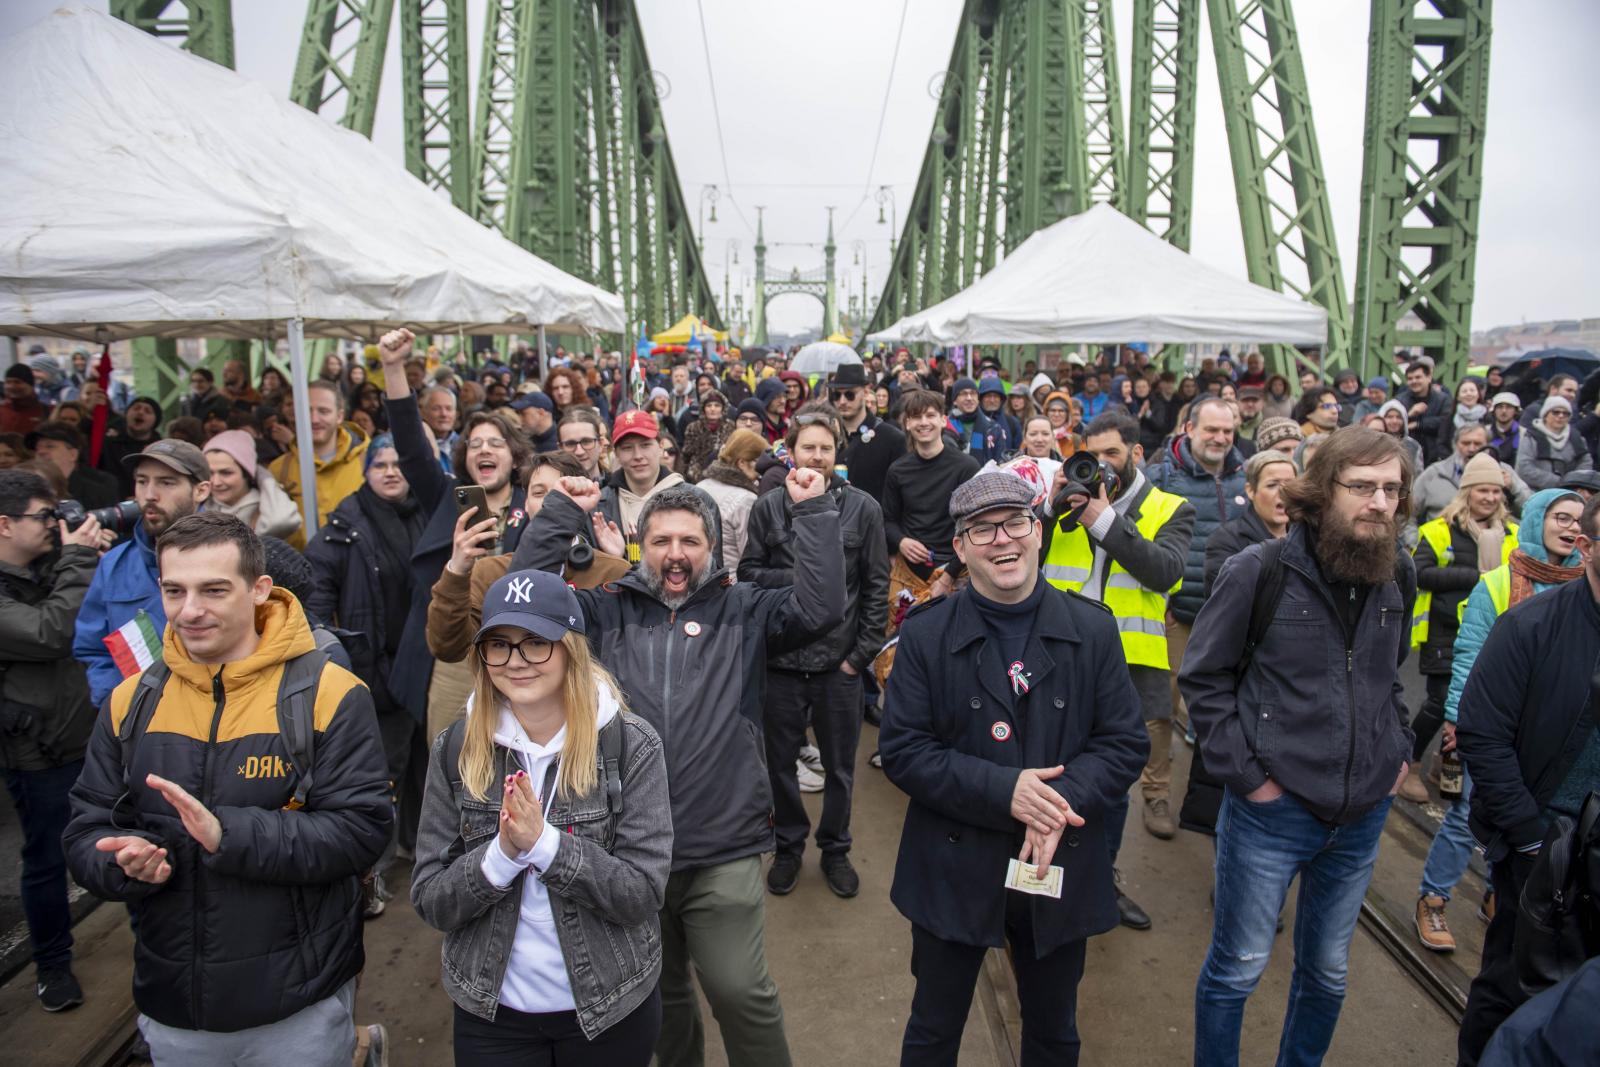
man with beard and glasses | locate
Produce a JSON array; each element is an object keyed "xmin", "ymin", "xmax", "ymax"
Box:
[
  {"xmin": 1179, "ymin": 427, "xmax": 1418, "ymax": 1067},
  {"xmin": 375, "ymin": 328, "xmax": 533, "ymax": 744},
  {"xmin": 741, "ymin": 407, "xmax": 889, "ymax": 900},
  {"xmin": 1039, "ymin": 411, "xmax": 1195, "ymax": 930},
  {"xmin": 74, "ymin": 441, "xmax": 213, "ymax": 709},
  {"xmin": 509, "ymin": 472, "xmax": 843, "ymax": 1067}
]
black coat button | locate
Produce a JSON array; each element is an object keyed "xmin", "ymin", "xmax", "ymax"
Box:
[
  {"xmin": 1053, "ymin": 697, "xmax": 1065, "ymax": 708},
  {"xmin": 1066, "ymin": 834, "xmax": 1080, "ymax": 847},
  {"xmin": 946, "ymin": 831, "xmax": 961, "ymax": 843},
  {"xmin": 969, "ymin": 697, "xmax": 981, "ymax": 709}
]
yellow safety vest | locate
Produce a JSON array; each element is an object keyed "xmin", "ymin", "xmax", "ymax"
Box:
[
  {"xmin": 1409, "ymin": 518, "xmax": 1517, "ymax": 648},
  {"xmin": 1042, "ymin": 486, "xmax": 1186, "ymax": 669},
  {"xmin": 1456, "ymin": 565, "xmax": 1512, "ymax": 627}
]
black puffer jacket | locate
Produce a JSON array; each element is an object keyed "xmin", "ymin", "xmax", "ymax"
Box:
[
  {"xmin": 0, "ymin": 546, "xmax": 98, "ymax": 771},
  {"xmin": 739, "ymin": 475, "xmax": 890, "ymax": 674},
  {"xmin": 514, "ymin": 490, "xmax": 844, "ymax": 870},
  {"xmin": 1145, "ymin": 436, "xmax": 1248, "ymax": 623},
  {"xmin": 1202, "ymin": 507, "xmax": 1277, "ymax": 601},
  {"xmin": 63, "ymin": 591, "xmax": 390, "ymax": 1032}
]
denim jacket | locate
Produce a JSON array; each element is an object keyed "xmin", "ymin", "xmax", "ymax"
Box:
[{"xmin": 410, "ymin": 710, "xmax": 672, "ymax": 1037}]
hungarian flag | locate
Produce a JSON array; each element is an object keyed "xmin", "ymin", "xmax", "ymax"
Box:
[{"xmin": 104, "ymin": 610, "xmax": 163, "ymax": 679}]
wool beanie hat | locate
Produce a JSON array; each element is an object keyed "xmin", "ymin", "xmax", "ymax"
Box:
[
  {"xmin": 1540, "ymin": 396, "xmax": 1572, "ymax": 417},
  {"xmin": 202, "ymin": 429, "xmax": 258, "ymax": 476},
  {"xmin": 1459, "ymin": 451, "xmax": 1503, "ymax": 490},
  {"xmin": 1255, "ymin": 416, "xmax": 1304, "ymax": 451}
]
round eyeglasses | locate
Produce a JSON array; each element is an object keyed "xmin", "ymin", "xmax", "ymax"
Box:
[{"xmin": 476, "ymin": 635, "xmax": 555, "ymax": 666}]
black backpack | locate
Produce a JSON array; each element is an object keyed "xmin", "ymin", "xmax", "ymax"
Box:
[
  {"xmin": 117, "ymin": 649, "xmax": 327, "ymax": 811},
  {"xmin": 1515, "ymin": 791, "xmax": 1600, "ymax": 996}
]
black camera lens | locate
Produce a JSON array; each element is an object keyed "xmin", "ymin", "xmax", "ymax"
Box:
[
  {"xmin": 55, "ymin": 499, "xmax": 141, "ymax": 534},
  {"xmin": 1063, "ymin": 453, "xmax": 1100, "ymax": 486}
]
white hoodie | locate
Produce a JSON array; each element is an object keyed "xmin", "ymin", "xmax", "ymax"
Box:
[{"xmin": 476, "ymin": 684, "xmax": 620, "ymax": 1014}]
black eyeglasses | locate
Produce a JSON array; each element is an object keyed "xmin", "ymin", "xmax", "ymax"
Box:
[
  {"xmin": 560, "ymin": 436, "xmax": 600, "ymax": 450},
  {"xmin": 4, "ymin": 509, "xmax": 53, "ymax": 524},
  {"xmin": 960, "ymin": 513, "xmax": 1035, "ymax": 545},
  {"xmin": 476, "ymin": 635, "xmax": 555, "ymax": 666},
  {"xmin": 1332, "ymin": 479, "xmax": 1408, "ymax": 501}
]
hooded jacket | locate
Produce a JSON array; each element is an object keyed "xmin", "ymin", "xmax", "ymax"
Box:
[
  {"xmin": 596, "ymin": 466, "xmax": 725, "ymax": 564},
  {"xmin": 0, "ymin": 544, "xmax": 99, "ymax": 770},
  {"xmin": 1143, "ymin": 435, "xmax": 1247, "ymax": 623},
  {"xmin": 512, "ymin": 491, "xmax": 844, "ymax": 871},
  {"xmin": 72, "ymin": 519, "xmax": 165, "ymax": 709},
  {"xmin": 1377, "ymin": 398, "xmax": 1426, "ymax": 473},
  {"xmin": 1180, "ymin": 523, "xmax": 1415, "ymax": 825},
  {"xmin": 1516, "ymin": 416, "xmax": 1593, "ymax": 491},
  {"xmin": 63, "ymin": 590, "xmax": 390, "ymax": 1032},
  {"xmin": 739, "ymin": 473, "xmax": 890, "ymax": 675},
  {"xmin": 268, "ymin": 423, "xmax": 370, "ymax": 533},
  {"xmin": 1455, "ymin": 488, "xmax": 1594, "ymax": 863}
]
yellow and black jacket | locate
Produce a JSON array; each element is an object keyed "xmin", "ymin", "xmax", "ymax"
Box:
[{"xmin": 64, "ymin": 588, "xmax": 391, "ymax": 1033}]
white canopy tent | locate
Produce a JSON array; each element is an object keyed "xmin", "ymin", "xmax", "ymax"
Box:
[
  {"xmin": 0, "ymin": 7, "xmax": 625, "ymax": 538},
  {"xmin": 869, "ymin": 203, "xmax": 1327, "ymax": 347}
]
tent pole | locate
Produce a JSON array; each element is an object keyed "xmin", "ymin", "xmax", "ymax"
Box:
[
  {"xmin": 537, "ymin": 325, "xmax": 548, "ymax": 384},
  {"xmin": 287, "ymin": 318, "xmax": 319, "ymax": 543}
]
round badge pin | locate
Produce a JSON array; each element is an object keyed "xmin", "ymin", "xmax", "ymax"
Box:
[
  {"xmin": 683, "ymin": 621, "xmax": 702, "ymax": 637},
  {"xmin": 991, "ymin": 721, "xmax": 1012, "ymax": 742}
]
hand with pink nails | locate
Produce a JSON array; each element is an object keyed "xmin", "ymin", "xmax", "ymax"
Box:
[{"xmin": 498, "ymin": 769, "xmax": 545, "ymax": 859}]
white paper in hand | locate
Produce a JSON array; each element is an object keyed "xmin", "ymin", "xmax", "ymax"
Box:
[{"xmin": 1004, "ymin": 858, "xmax": 1063, "ymax": 899}]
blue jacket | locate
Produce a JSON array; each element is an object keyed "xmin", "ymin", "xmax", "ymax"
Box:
[
  {"xmin": 1144, "ymin": 435, "xmax": 1248, "ymax": 623},
  {"xmin": 1446, "ymin": 488, "xmax": 1584, "ymax": 723},
  {"xmin": 72, "ymin": 520, "xmax": 163, "ymax": 709},
  {"xmin": 946, "ymin": 410, "xmax": 1011, "ymax": 465}
]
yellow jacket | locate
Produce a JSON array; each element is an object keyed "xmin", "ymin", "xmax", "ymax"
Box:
[{"xmin": 269, "ymin": 423, "xmax": 369, "ymax": 535}]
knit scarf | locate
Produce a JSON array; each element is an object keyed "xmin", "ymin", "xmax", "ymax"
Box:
[
  {"xmin": 1507, "ymin": 547, "xmax": 1583, "ymax": 607},
  {"xmin": 1453, "ymin": 402, "xmax": 1487, "ymax": 429},
  {"xmin": 1533, "ymin": 416, "xmax": 1571, "ymax": 451}
]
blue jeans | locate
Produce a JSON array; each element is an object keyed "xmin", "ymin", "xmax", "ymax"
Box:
[
  {"xmin": 1195, "ymin": 789, "xmax": 1393, "ymax": 1067},
  {"xmin": 1418, "ymin": 766, "xmax": 1474, "ymax": 901},
  {"xmin": 1, "ymin": 760, "xmax": 83, "ymax": 970}
]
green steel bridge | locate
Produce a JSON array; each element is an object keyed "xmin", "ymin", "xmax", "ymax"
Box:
[{"xmin": 111, "ymin": 0, "xmax": 1492, "ymax": 411}]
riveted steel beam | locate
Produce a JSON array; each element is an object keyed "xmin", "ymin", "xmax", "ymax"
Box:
[
  {"xmin": 399, "ymin": 0, "xmax": 472, "ymax": 211},
  {"xmin": 291, "ymin": 0, "xmax": 395, "ymax": 137},
  {"xmin": 1351, "ymin": 0, "xmax": 1492, "ymax": 384},
  {"xmin": 1128, "ymin": 0, "xmax": 1199, "ymax": 248}
]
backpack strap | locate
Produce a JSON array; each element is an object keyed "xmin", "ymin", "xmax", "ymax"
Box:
[
  {"xmin": 600, "ymin": 714, "xmax": 625, "ymax": 818},
  {"xmin": 1237, "ymin": 538, "xmax": 1288, "ymax": 676},
  {"xmin": 117, "ymin": 661, "xmax": 172, "ymax": 794},
  {"xmin": 276, "ymin": 649, "xmax": 327, "ymax": 810},
  {"xmin": 443, "ymin": 716, "xmax": 468, "ymax": 794}
]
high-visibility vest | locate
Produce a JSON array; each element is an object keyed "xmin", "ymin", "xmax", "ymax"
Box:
[
  {"xmin": 1456, "ymin": 566, "xmax": 1512, "ymax": 627},
  {"xmin": 1041, "ymin": 486, "xmax": 1186, "ymax": 669},
  {"xmin": 1409, "ymin": 518, "xmax": 1517, "ymax": 648}
]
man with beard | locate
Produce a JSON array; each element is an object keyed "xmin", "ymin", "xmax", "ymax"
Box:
[
  {"xmin": 1039, "ymin": 412, "xmax": 1195, "ymax": 930},
  {"xmin": 511, "ymin": 471, "xmax": 845, "ymax": 1067},
  {"xmin": 268, "ymin": 379, "xmax": 369, "ymax": 532},
  {"xmin": 1179, "ymin": 427, "xmax": 1417, "ymax": 1067},
  {"xmin": 73, "ymin": 441, "xmax": 213, "ymax": 708},
  {"xmin": 741, "ymin": 406, "xmax": 889, "ymax": 899},
  {"xmin": 1401, "ymin": 360, "xmax": 1452, "ymax": 466},
  {"xmin": 218, "ymin": 359, "xmax": 260, "ymax": 407},
  {"xmin": 1145, "ymin": 397, "xmax": 1247, "ymax": 737},
  {"xmin": 829, "ymin": 363, "xmax": 904, "ymax": 505}
]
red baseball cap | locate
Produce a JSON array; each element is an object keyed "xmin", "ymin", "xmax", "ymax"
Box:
[{"xmin": 611, "ymin": 409, "xmax": 661, "ymax": 445}]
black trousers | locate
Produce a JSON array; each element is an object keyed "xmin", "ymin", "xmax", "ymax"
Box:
[
  {"xmin": 1459, "ymin": 856, "xmax": 1533, "ymax": 1067},
  {"xmin": 453, "ymin": 987, "xmax": 661, "ymax": 1066},
  {"xmin": 766, "ymin": 667, "xmax": 863, "ymax": 856},
  {"xmin": 1410, "ymin": 671, "xmax": 1452, "ymax": 765},
  {"xmin": 375, "ymin": 708, "xmax": 427, "ymax": 853},
  {"xmin": 903, "ymin": 895, "xmax": 1085, "ymax": 1067}
]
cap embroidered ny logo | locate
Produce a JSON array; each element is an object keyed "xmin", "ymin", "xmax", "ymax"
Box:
[{"xmin": 505, "ymin": 577, "xmax": 534, "ymax": 604}]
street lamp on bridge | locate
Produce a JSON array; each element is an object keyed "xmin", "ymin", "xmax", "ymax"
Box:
[
  {"xmin": 876, "ymin": 185, "xmax": 896, "ymax": 256},
  {"xmin": 698, "ymin": 184, "xmax": 719, "ymax": 250}
]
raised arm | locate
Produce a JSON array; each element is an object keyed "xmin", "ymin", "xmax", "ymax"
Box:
[
  {"xmin": 376, "ymin": 329, "xmax": 448, "ymax": 509},
  {"xmin": 761, "ymin": 469, "xmax": 845, "ymax": 653}
]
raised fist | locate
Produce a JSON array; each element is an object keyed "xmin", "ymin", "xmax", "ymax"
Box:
[{"xmin": 378, "ymin": 328, "xmax": 415, "ymax": 367}]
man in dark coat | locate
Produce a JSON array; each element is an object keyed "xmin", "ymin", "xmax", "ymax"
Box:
[
  {"xmin": 880, "ymin": 470, "xmax": 1147, "ymax": 1065},
  {"xmin": 828, "ymin": 362, "xmax": 905, "ymax": 503},
  {"xmin": 28, "ymin": 422, "xmax": 121, "ymax": 509}
]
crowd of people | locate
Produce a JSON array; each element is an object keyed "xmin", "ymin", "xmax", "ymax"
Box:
[{"xmin": 0, "ymin": 331, "xmax": 1597, "ymax": 1067}]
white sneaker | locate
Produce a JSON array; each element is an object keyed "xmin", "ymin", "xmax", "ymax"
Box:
[
  {"xmin": 796, "ymin": 761, "xmax": 824, "ymax": 793},
  {"xmin": 799, "ymin": 744, "xmax": 824, "ymax": 775}
]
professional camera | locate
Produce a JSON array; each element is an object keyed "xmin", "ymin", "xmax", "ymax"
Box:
[
  {"xmin": 1051, "ymin": 453, "xmax": 1123, "ymax": 530},
  {"xmin": 54, "ymin": 499, "xmax": 141, "ymax": 534}
]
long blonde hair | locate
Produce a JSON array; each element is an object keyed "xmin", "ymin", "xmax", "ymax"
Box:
[
  {"xmin": 458, "ymin": 630, "xmax": 628, "ymax": 802},
  {"xmin": 1438, "ymin": 481, "xmax": 1510, "ymax": 533}
]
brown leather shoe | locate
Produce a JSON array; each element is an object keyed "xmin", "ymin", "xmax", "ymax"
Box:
[
  {"xmin": 1398, "ymin": 765, "xmax": 1430, "ymax": 804},
  {"xmin": 1415, "ymin": 894, "xmax": 1456, "ymax": 952},
  {"xmin": 1143, "ymin": 797, "xmax": 1176, "ymax": 839}
]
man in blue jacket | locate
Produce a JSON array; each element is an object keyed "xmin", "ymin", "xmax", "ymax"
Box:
[
  {"xmin": 72, "ymin": 440, "xmax": 212, "ymax": 708},
  {"xmin": 881, "ymin": 471, "xmax": 1147, "ymax": 1065}
]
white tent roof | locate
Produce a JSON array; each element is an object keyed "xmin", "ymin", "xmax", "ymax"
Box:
[
  {"xmin": 0, "ymin": 6, "xmax": 625, "ymax": 342},
  {"xmin": 869, "ymin": 203, "xmax": 1327, "ymax": 347}
]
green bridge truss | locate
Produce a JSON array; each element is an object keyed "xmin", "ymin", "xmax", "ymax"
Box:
[{"xmin": 868, "ymin": 0, "xmax": 1492, "ymax": 386}]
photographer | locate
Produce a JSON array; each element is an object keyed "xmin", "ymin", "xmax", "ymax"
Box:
[
  {"xmin": 1039, "ymin": 411, "xmax": 1195, "ymax": 930},
  {"xmin": 0, "ymin": 468, "xmax": 106, "ymax": 1011}
]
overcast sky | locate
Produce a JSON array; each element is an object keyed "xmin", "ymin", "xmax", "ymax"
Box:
[{"xmin": 7, "ymin": 1, "xmax": 1595, "ymax": 337}]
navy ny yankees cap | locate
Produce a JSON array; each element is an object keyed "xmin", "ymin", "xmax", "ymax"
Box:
[{"xmin": 475, "ymin": 569, "xmax": 586, "ymax": 644}]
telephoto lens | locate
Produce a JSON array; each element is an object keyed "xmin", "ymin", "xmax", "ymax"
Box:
[{"xmin": 54, "ymin": 499, "xmax": 142, "ymax": 533}]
